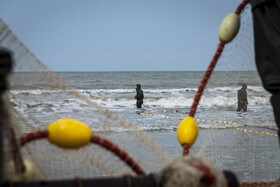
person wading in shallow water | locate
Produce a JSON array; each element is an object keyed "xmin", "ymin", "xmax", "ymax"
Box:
[
  {"xmin": 237, "ymin": 84, "xmax": 248, "ymax": 112},
  {"xmin": 134, "ymin": 84, "xmax": 144, "ymax": 108}
]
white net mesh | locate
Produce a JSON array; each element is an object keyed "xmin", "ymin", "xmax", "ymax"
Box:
[
  {"xmin": 0, "ymin": 18, "xmax": 172, "ymax": 181},
  {"xmin": 196, "ymin": 3, "xmax": 280, "ymax": 182},
  {"xmin": 0, "ymin": 1, "xmax": 279, "ymax": 184}
]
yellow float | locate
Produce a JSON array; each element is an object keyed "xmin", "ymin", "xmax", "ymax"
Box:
[
  {"xmin": 90, "ymin": 94, "xmax": 99, "ymax": 98},
  {"xmin": 48, "ymin": 118, "xmax": 92, "ymax": 148},
  {"xmin": 177, "ymin": 116, "xmax": 198, "ymax": 147}
]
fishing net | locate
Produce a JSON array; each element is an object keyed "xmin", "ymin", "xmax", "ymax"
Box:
[
  {"xmin": 187, "ymin": 2, "xmax": 280, "ymax": 183},
  {"xmin": 0, "ymin": 19, "xmax": 171, "ymax": 180},
  {"xmin": 0, "ymin": 0, "xmax": 279, "ymax": 185}
]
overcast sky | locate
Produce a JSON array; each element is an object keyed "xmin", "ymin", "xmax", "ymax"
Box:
[{"xmin": 0, "ymin": 0, "xmax": 242, "ymax": 72}]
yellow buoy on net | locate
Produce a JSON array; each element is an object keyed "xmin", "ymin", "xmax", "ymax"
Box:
[
  {"xmin": 47, "ymin": 118, "xmax": 92, "ymax": 149},
  {"xmin": 219, "ymin": 13, "xmax": 240, "ymax": 43},
  {"xmin": 177, "ymin": 116, "xmax": 198, "ymax": 147}
]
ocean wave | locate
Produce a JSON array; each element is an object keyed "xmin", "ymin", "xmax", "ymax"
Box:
[
  {"xmin": 9, "ymin": 85, "xmax": 268, "ymax": 95},
  {"xmin": 9, "ymin": 86, "xmax": 270, "ymax": 111},
  {"xmin": 92, "ymin": 96, "xmax": 269, "ymax": 108},
  {"xmin": 10, "ymin": 93, "xmax": 270, "ymax": 109}
]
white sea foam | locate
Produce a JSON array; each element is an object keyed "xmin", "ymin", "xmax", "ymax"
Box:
[
  {"xmin": 9, "ymin": 87, "xmax": 270, "ymax": 109},
  {"xmin": 9, "ymin": 73, "xmax": 274, "ymax": 131}
]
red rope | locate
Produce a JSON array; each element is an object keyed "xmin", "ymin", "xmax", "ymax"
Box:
[
  {"xmin": 182, "ymin": 144, "xmax": 189, "ymax": 157},
  {"xmin": 184, "ymin": 144, "xmax": 216, "ymax": 186},
  {"xmin": 194, "ymin": 163, "xmax": 215, "ymax": 186},
  {"xmin": 91, "ymin": 135, "xmax": 146, "ymax": 176},
  {"xmin": 235, "ymin": 0, "xmax": 249, "ymax": 15},
  {"xmin": 240, "ymin": 180, "xmax": 280, "ymax": 187},
  {"xmin": 188, "ymin": 0, "xmax": 250, "ymax": 118},
  {"xmin": 19, "ymin": 130, "xmax": 48, "ymax": 146},
  {"xmin": 19, "ymin": 131, "xmax": 145, "ymax": 175},
  {"xmin": 189, "ymin": 42, "xmax": 225, "ymax": 117}
]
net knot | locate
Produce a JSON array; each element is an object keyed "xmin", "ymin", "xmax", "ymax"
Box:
[
  {"xmin": 194, "ymin": 163, "xmax": 215, "ymax": 186},
  {"xmin": 160, "ymin": 155, "xmax": 227, "ymax": 187}
]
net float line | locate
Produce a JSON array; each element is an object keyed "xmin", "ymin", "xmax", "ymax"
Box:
[
  {"xmin": 235, "ymin": 127, "xmax": 278, "ymax": 138},
  {"xmin": 179, "ymin": 0, "xmax": 249, "ymax": 155},
  {"xmin": 189, "ymin": 0, "xmax": 249, "ymax": 118},
  {"xmin": 17, "ymin": 130, "xmax": 280, "ymax": 186},
  {"xmin": 141, "ymin": 112, "xmax": 278, "ymax": 138},
  {"xmin": 19, "ymin": 131, "xmax": 145, "ymax": 176}
]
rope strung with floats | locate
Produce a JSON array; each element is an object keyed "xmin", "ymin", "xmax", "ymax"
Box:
[
  {"xmin": 18, "ymin": 119, "xmax": 145, "ymax": 178},
  {"xmin": 173, "ymin": 0, "xmax": 280, "ymax": 186},
  {"xmin": 16, "ymin": 119, "xmax": 231, "ymax": 187},
  {"xmin": 141, "ymin": 111, "xmax": 279, "ymax": 138},
  {"xmin": 189, "ymin": 0, "xmax": 249, "ymax": 118},
  {"xmin": 177, "ymin": 0, "xmax": 249, "ymax": 157},
  {"xmin": 16, "ymin": 119, "xmax": 233, "ymax": 187}
]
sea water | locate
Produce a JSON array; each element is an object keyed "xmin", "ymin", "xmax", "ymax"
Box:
[
  {"xmin": 55, "ymin": 71, "xmax": 275, "ymax": 128},
  {"xmin": 9, "ymin": 71, "xmax": 280, "ymax": 182}
]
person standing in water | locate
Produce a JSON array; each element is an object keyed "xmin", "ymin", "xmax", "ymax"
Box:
[
  {"xmin": 134, "ymin": 84, "xmax": 144, "ymax": 108},
  {"xmin": 237, "ymin": 84, "xmax": 248, "ymax": 112}
]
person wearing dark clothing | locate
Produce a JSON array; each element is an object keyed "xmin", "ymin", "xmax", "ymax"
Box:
[
  {"xmin": 250, "ymin": 0, "xmax": 280, "ymax": 141},
  {"xmin": 237, "ymin": 84, "xmax": 248, "ymax": 112},
  {"xmin": 134, "ymin": 84, "xmax": 144, "ymax": 108}
]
